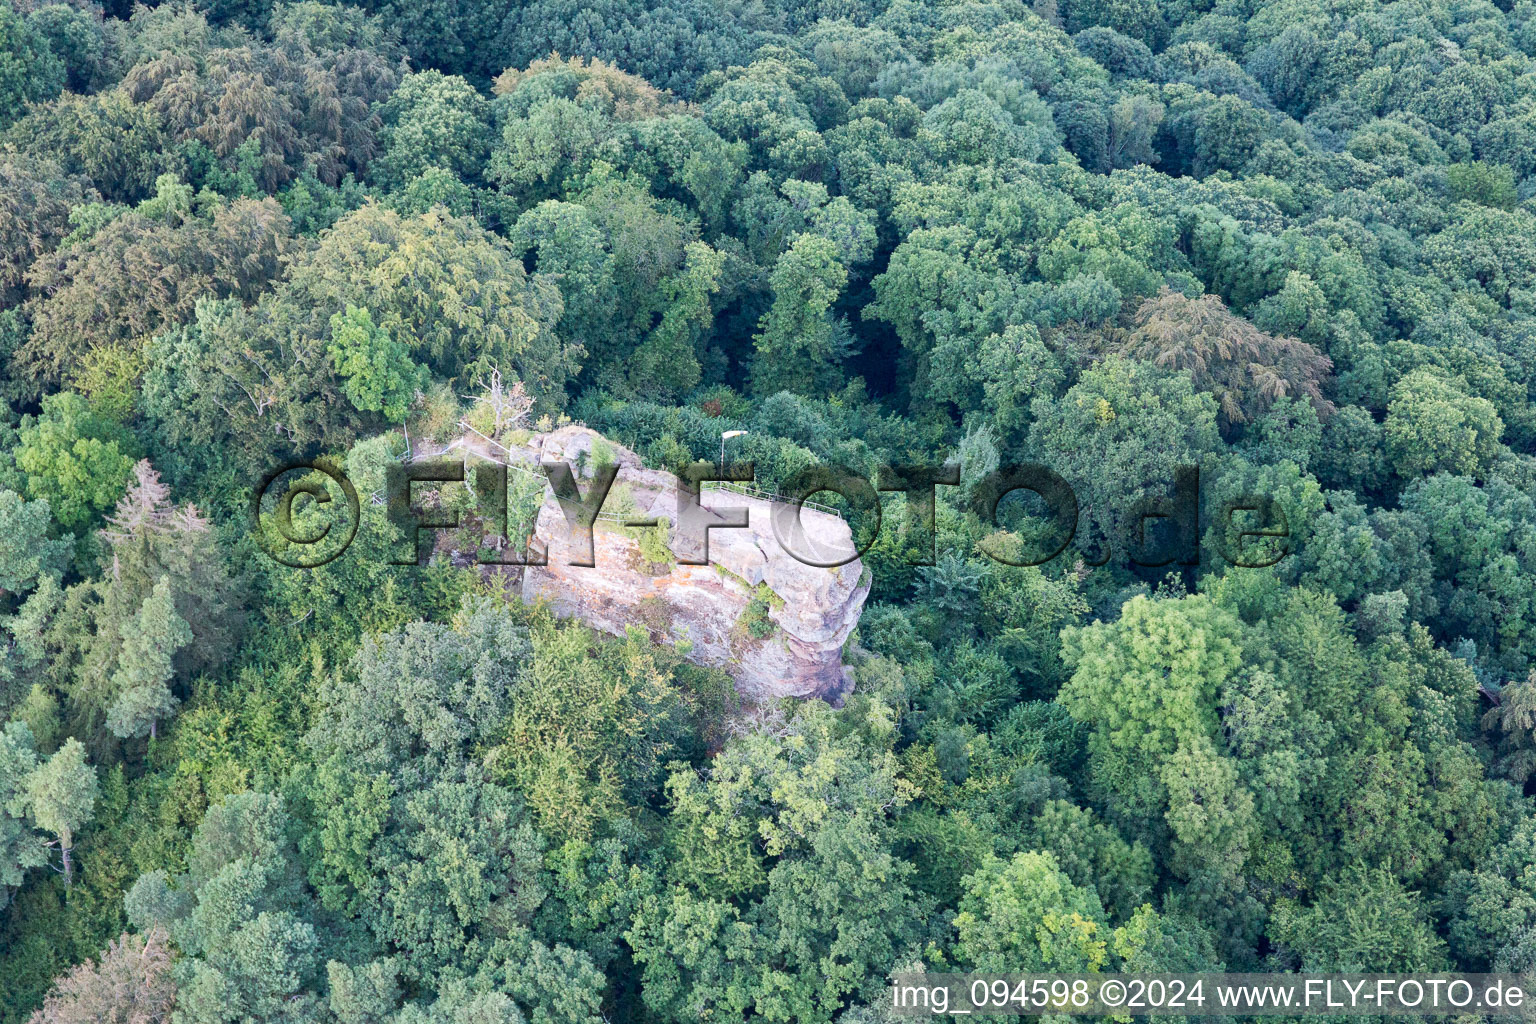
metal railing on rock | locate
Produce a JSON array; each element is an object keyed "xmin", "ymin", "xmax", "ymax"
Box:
[
  {"xmin": 700, "ymin": 479, "xmax": 844, "ymax": 519},
  {"xmin": 449, "ymin": 422, "xmax": 845, "ymax": 523}
]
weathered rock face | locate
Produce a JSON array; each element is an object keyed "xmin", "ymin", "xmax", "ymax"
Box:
[{"xmin": 463, "ymin": 425, "xmax": 869, "ymax": 701}]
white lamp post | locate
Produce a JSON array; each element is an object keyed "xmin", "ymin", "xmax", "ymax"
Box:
[{"xmin": 720, "ymin": 430, "xmax": 747, "ymax": 475}]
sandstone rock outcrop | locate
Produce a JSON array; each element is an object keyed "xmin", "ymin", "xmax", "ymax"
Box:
[{"xmin": 445, "ymin": 425, "xmax": 869, "ymax": 701}]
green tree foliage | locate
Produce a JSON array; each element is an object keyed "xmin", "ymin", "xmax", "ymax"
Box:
[
  {"xmin": 1027, "ymin": 356, "xmax": 1222, "ymax": 545},
  {"xmin": 105, "ymin": 577, "xmax": 191, "ymax": 743},
  {"xmin": 1271, "ymin": 863, "xmax": 1447, "ymax": 971},
  {"xmin": 327, "ymin": 304, "xmax": 428, "ymax": 424},
  {"xmin": 14, "ymin": 393, "xmax": 137, "ymax": 533},
  {"xmin": 139, "ymin": 297, "xmax": 360, "ymax": 489},
  {"xmin": 752, "ymin": 234, "xmax": 848, "ymax": 396},
  {"xmin": 113, "ymin": 3, "xmax": 401, "ymax": 193},
  {"xmin": 372, "ymin": 71, "xmax": 492, "ymax": 190},
  {"xmin": 289, "ymin": 600, "xmax": 643, "ymax": 1011},
  {"xmin": 14, "ymin": 196, "xmax": 292, "ymax": 395},
  {"xmin": 12, "ymin": 0, "xmax": 1536, "ymax": 1016},
  {"xmin": 952, "ymin": 850, "xmax": 1111, "ymax": 972},
  {"xmin": 281, "ymin": 204, "xmax": 573, "ymax": 401},
  {"xmin": 1484, "ymin": 671, "xmax": 1536, "ymax": 786},
  {"xmin": 488, "ymin": 0, "xmax": 751, "ymax": 98},
  {"xmin": 509, "ymin": 201, "xmax": 621, "ymax": 368},
  {"xmin": 0, "ymin": 722, "xmax": 45, "ymax": 904},
  {"xmin": 1058, "ymin": 595, "xmax": 1243, "ymax": 819},
  {"xmin": 0, "ymin": 3, "xmax": 64, "ymax": 131},
  {"xmin": 129, "ymin": 790, "xmax": 328, "ymax": 1023},
  {"xmin": 1447, "ymin": 161, "xmax": 1519, "ymax": 210},
  {"xmin": 0, "ymin": 156, "xmax": 85, "ymax": 302},
  {"xmin": 13, "ymin": 458, "xmax": 242, "ymax": 750},
  {"xmin": 24, "ymin": 4, "xmax": 108, "ymax": 95},
  {"xmin": 1384, "ymin": 369, "xmax": 1505, "ymax": 479},
  {"xmin": 488, "ymin": 55, "xmax": 681, "ymax": 203},
  {"xmin": 631, "ymin": 702, "xmax": 927, "ymax": 1023},
  {"xmin": 21, "ymin": 738, "xmax": 96, "ymax": 886},
  {"xmin": 488, "ymin": 620, "xmax": 684, "ymax": 842},
  {"xmin": 0, "ymin": 492, "xmax": 69, "ymax": 603},
  {"xmin": 627, "ymin": 241, "xmax": 723, "ymax": 399},
  {"xmin": 1399, "ymin": 473, "xmax": 1536, "ymax": 675}
]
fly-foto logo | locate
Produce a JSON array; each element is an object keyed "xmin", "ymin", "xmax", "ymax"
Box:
[{"xmin": 251, "ymin": 458, "xmax": 1292, "ymax": 571}]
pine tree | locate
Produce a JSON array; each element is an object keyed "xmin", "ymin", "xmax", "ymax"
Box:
[
  {"xmin": 95, "ymin": 459, "xmax": 238, "ymax": 684},
  {"xmin": 99, "ymin": 459, "xmax": 175, "ymax": 547}
]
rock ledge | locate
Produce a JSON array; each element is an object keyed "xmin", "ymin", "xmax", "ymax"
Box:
[{"xmin": 454, "ymin": 425, "xmax": 869, "ymax": 702}]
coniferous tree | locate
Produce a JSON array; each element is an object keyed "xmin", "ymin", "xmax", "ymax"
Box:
[{"xmin": 105, "ymin": 577, "xmax": 190, "ymax": 743}]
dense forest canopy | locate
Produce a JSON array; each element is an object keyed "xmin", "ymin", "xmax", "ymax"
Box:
[{"xmin": 3, "ymin": 0, "xmax": 1536, "ymax": 1019}]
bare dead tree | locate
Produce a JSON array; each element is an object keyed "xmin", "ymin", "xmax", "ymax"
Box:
[{"xmin": 464, "ymin": 366, "xmax": 532, "ymax": 439}]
